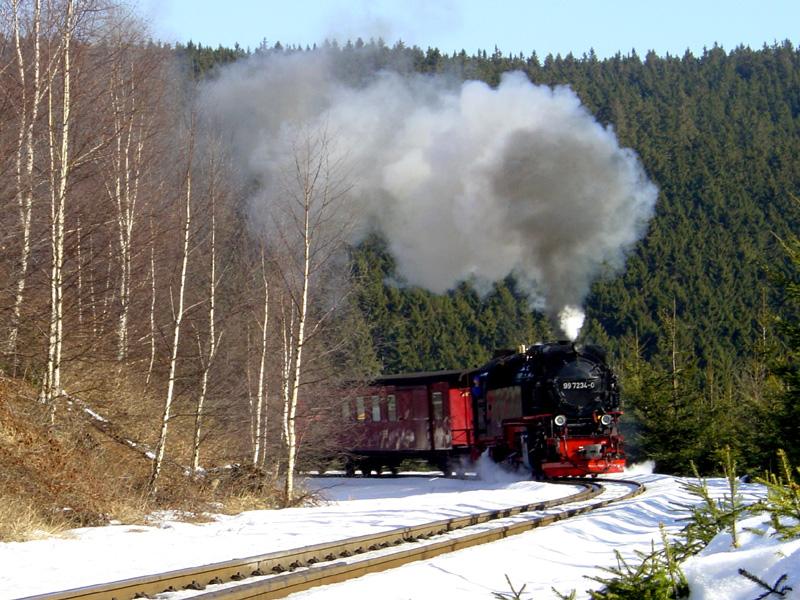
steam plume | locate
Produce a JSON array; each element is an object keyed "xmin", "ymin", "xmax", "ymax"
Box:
[
  {"xmin": 201, "ymin": 52, "xmax": 658, "ymax": 331},
  {"xmin": 559, "ymin": 306, "xmax": 586, "ymax": 342}
]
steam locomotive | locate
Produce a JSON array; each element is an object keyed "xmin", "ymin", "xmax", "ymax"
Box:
[{"xmin": 340, "ymin": 341, "xmax": 625, "ymax": 478}]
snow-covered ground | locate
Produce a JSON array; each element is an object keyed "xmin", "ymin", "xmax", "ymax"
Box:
[{"xmin": 1, "ymin": 463, "xmax": 797, "ymax": 600}]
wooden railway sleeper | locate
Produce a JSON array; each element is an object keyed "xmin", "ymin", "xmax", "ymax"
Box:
[{"xmin": 184, "ymin": 580, "xmax": 205, "ymax": 590}]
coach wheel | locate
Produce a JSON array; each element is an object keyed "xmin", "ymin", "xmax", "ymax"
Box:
[{"xmin": 360, "ymin": 461, "xmax": 381, "ymax": 477}]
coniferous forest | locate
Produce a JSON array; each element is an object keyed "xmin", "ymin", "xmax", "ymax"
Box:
[
  {"xmin": 226, "ymin": 38, "xmax": 799, "ymax": 475},
  {"xmin": 1, "ymin": 1, "xmax": 799, "ymax": 523}
]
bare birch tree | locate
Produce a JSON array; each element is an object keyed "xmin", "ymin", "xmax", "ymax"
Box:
[
  {"xmin": 148, "ymin": 124, "xmax": 194, "ymax": 497},
  {"xmin": 251, "ymin": 247, "xmax": 269, "ymax": 466},
  {"xmin": 99, "ymin": 22, "xmax": 161, "ymax": 363},
  {"xmin": 191, "ymin": 148, "xmax": 225, "ymax": 474},
  {"xmin": 107, "ymin": 73, "xmax": 145, "ymax": 361},
  {"xmin": 270, "ymin": 127, "xmax": 353, "ymax": 503},
  {"xmin": 144, "ymin": 214, "xmax": 157, "ymax": 382},
  {"xmin": 7, "ymin": 0, "xmax": 42, "ymax": 361},
  {"xmin": 42, "ymin": 0, "xmax": 75, "ymax": 417}
]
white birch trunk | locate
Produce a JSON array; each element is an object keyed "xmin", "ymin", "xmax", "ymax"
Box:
[
  {"xmin": 76, "ymin": 215, "xmax": 82, "ymax": 326},
  {"xmin": 252, "ymin": 251, "xmax": 269, "ymax": 466},
  {"xmin": 8, "ymin": 0, "xmax": 41, "ymax": 361},
  {"xmin": 192, "ymin": 190, "xmax": 220, "ymax": 474},
  {"xmin": 148, "ymin": 162, "xmax": 192, "ymax": 496},
  {"xmin": 284, "ymin": 150, "xmax": 315, "ymax": 503},
  {"xmin": 145, "ymin": 216, "xmax": 157, "ymax": 385},
  {"xmin": 44, "ymin": 0, "xmax": 74, "ymax": 419},
  {"xmin": 280, "ymin": 299, "xmax": 295, "ymax": 446},
  {"xmin": 89, "ymin": 232, "xmax": 97, "ymax": 336},
  {"xmin": 109, "ymin": 85, "xmax": 145, "ymax": 362}
]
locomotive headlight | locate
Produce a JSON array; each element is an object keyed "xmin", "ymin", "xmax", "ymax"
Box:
[
  {"xmin": 554, "ymin": 414, "xmax": 567, "ymax": 427},
  {"xmin": 600, "ymin": 414, "xmax": 613, "ymax": 426}
]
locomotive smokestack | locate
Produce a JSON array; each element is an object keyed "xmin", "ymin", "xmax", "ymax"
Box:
[{"xmin": 201, "ymin": 52, "xmax": 658, "ymax": 322}]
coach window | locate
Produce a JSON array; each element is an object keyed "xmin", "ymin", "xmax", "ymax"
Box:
[
  {"xmin": 371, "ymin": 396, "xmax": 381, "ymax": 421},
  {"xmin": 356, "ymin": 396, "xmax": 365, "ymax": 421},
  {"xmin": 432, "ymin": 391, "xmax": 443, "ymax": 420},
  {"xmin": 341, "ymin": 399, "xmax": 351, "ymax": 420},
  {"xmin": 387, "ymin": 395, "xmax": 397, "ymax": 422}
]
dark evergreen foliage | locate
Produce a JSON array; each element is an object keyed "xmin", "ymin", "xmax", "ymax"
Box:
[{"xmin": 174, "ymin": 40, "xmax": 800, "ymax": 473}]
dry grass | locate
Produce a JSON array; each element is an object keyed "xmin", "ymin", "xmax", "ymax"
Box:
[
  {"xmin": 0, "ymin": 495, "xmax": 67, "ymax": 542},
  {"xmin": 0, "ymin": 371, "xmax": 304, "ymax": 543},
  {"xmin": 0, "ymin": 374, "xmax": 153, "ymax": 540},
  {"xmin": 216, "ymin": 491, "xmax": 279, "ymax": 515}
]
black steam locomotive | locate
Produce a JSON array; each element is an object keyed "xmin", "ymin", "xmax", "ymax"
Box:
[
  {"xmin": 341, "ymin": 341, "xmax": 625, "ymax": 477},
  {"xmin": 471, "ymin": 341, "xmax": 624, "ymax": 476}
]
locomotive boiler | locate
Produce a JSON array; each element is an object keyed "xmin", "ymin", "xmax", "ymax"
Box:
[{"xmin": 341, "ymin": 341, "xmax": 625, "ymax": 478}]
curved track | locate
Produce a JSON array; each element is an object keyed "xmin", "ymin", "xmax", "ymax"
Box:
[{"xmin": 19, "ymin": 479, "xmax": 643, "ymax": 600}]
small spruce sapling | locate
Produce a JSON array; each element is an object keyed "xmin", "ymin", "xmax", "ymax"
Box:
[
  {"xmin": 586, "ymin": 528, "xmax": 688, "ymax": 600},
  {"xmin": 756, "ymin": 449, "xmax": 800, "ymax": 540},
  {"xmin": 679, "ymin": 448, "xmax": 747, "ymax": 551},
  {"xmin": 721, "ymin": 446, "xmax": 744, "ymax": 547},
  {"xmin": 492, "ymin": 574, "xmax": 527, "ymax": 600}
]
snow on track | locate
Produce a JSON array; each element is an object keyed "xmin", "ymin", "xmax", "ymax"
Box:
[
  {"xmin": 3, "ymin": 470, "xmax": 789, "ymax": 600},
  {"xmin": 0, "ymin": 473, "xmax": 571, "ymax": 599},
  {"xmin": 285, "ymin": 473, "xmax": 769, "ymax": 600}
]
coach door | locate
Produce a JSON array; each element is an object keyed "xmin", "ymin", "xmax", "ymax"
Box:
[
  {"xmin": 397, "ymin": 386, "xmax": 431, "ymax": 451},
  {"xmin": 428, "ymin": 382, "xmax": 452, "ymax": 450}
]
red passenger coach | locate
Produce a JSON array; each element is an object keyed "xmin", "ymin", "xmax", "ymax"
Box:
[{"xmin": 341, "ymin": 370, "xmax": 474, "ymax": 476}]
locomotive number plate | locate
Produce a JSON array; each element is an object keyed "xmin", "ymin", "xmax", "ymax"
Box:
[{"xmin": 562, "ymin": 381, "xmax": 596, "ymax": 390}]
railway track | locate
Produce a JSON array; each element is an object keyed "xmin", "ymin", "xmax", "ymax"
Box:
[{"xmin": 20, "ymin": 478, "xmax": 643, "ymax": 600}]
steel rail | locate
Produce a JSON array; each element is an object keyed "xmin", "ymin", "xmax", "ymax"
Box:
[
  {"xmin": 189, "ymin": 478, "xmax": 643, "ymax": 599},
  {"xmin": 17, "ymin": 481, "xmax": 596, "ymax": 600}
]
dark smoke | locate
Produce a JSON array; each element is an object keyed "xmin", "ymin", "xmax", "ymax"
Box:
[{"xmin": 200, "ymin": 53, "xmax": 658, "ymax": 331}]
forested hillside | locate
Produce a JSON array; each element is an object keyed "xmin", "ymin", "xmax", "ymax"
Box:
[
  {"xmin": 188, "ymin": 39, "xmax": 798, "ymax": 473},
  {"xmin": 303, "ymin": 40, "xmax": 799, "ymax": 374},
  {"xmin": 179, "ymin": 37, "xmax": 800, "ymax": 473},
  {"xmin": 181, "ymin": 39, "xmax": 800, "ymax": 375}
]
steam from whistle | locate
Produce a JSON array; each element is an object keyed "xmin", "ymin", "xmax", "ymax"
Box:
[{"xmin": 201, "ymin": 52, "xmax": 658, "ymax": 335}]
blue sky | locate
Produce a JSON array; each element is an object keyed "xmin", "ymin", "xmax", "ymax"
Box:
[{"xmin": 141, "ymin": 0, "xmax": 798, "ymax": 59}]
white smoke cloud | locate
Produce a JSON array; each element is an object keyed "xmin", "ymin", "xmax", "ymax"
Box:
[
  {"xmin": 200, "ymin": 52, "xmax": 658, "ymax": 328},
  {"xmin": 558, "ymin": 306, "xmax": 586, "ymax": 341}
]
